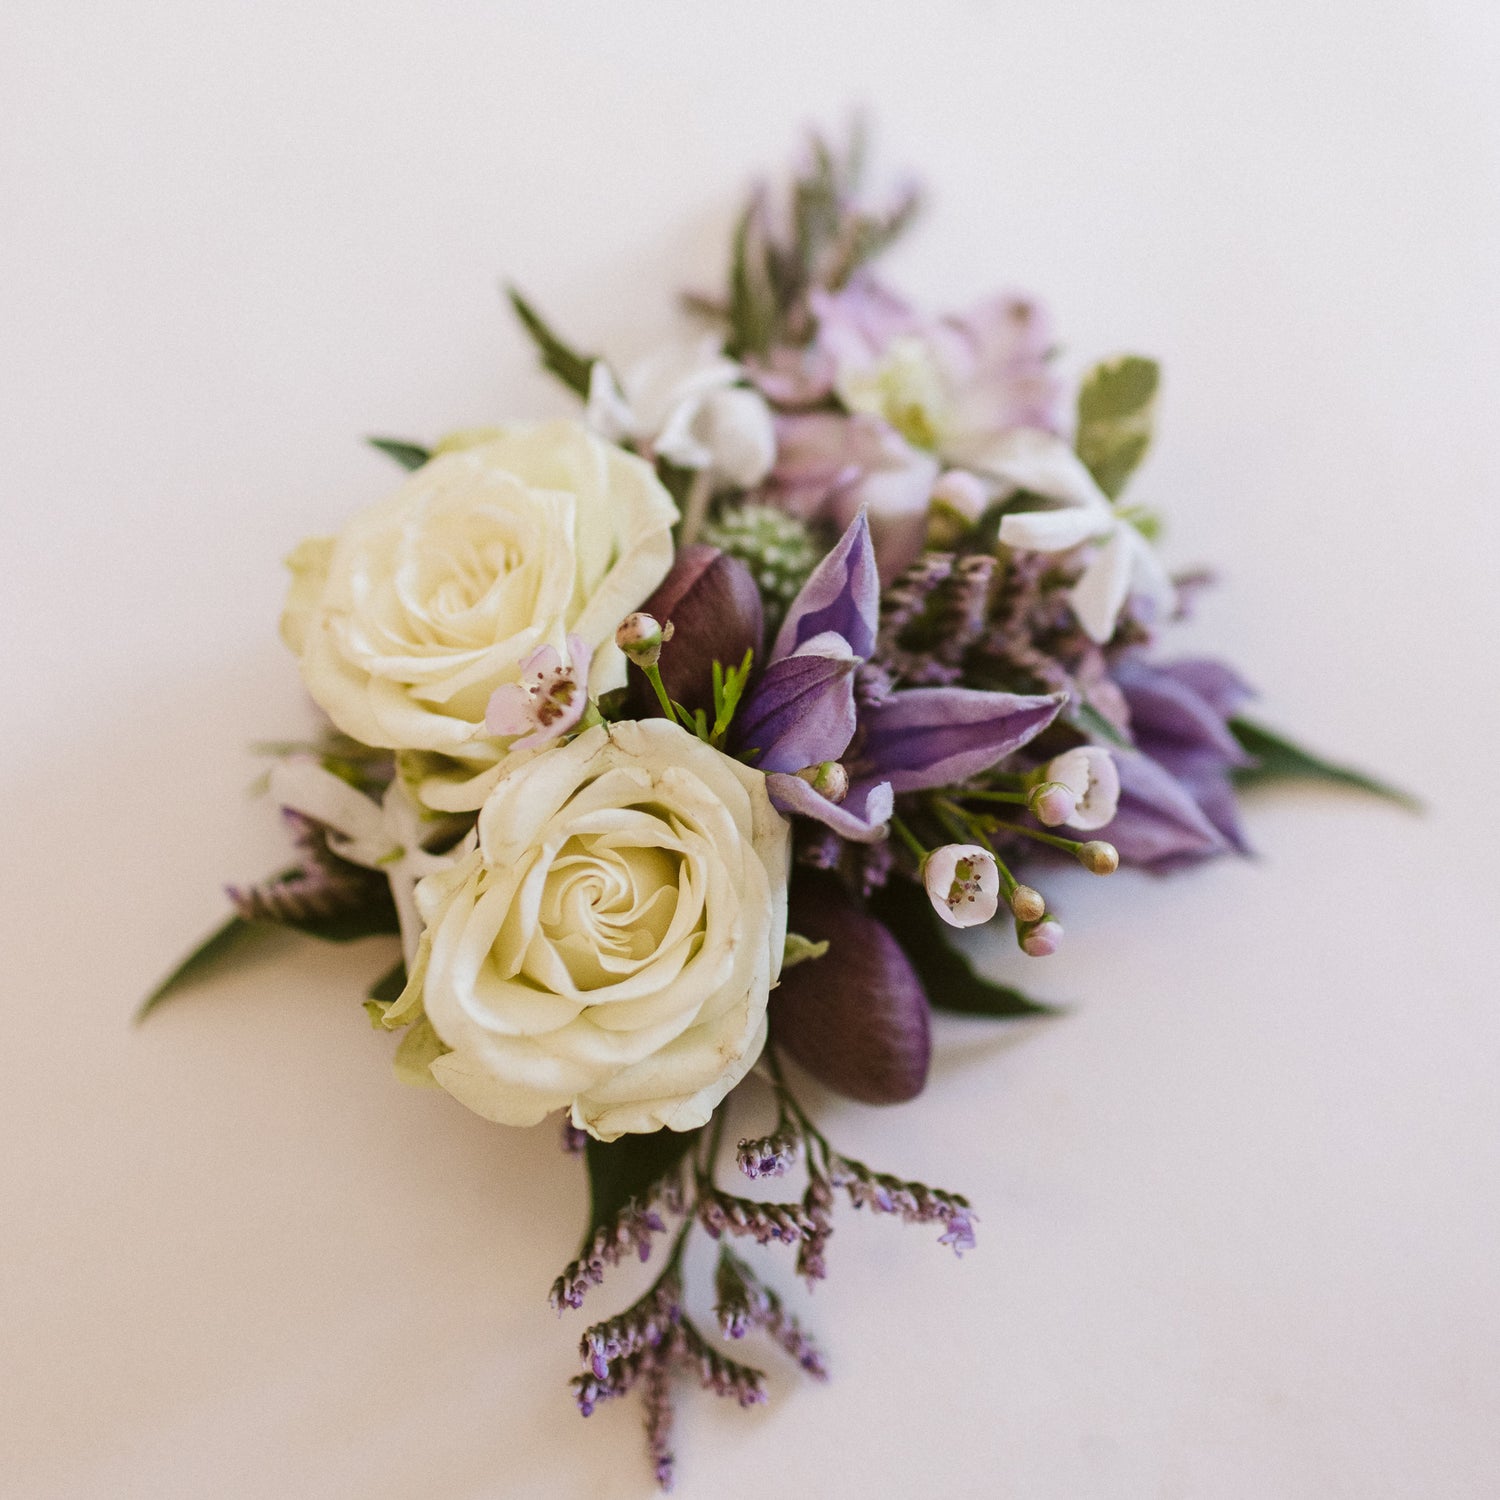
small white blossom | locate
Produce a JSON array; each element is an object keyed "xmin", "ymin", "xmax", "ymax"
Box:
[
  {"xmin": 922, "ymin": 843, "xmax": 1000, "ymax": 929},
  {"xmin": 268, "ymin": 758, "xmax": 468, "ymax": 965},
  {"xmin": 587, "ymin": 338, "xmax": 777, "ymax": 488},
  {"xmin": 1044, "ymin": 745, "xmax": 1120, "ymax": 831},
  {"xmin": 984, "ymin": 428, "xmax": 1174, "ymax": 643}
]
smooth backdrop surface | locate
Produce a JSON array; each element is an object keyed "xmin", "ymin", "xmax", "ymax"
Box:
[{"xmin": 4, "ymin": 4, "xmax": 1499, "ymax": 1497}]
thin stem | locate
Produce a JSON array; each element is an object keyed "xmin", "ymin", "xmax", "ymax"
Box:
[
  {"xmin": 980, "ymin": 817, "xmax": 1088, "ymax": 857},
  {"xmin": 959, "ymin": 788, "xmax": 1029, "ymax": 807},
  {"xmin": 640, "ymin": 661, "xmax": 679, "ymax": 725},
  {"xmin": 889, "ymin": 813, "xmax": 927, "ymax": 863},
  {"xmin": 678, "ymin": 468, "xmax": 715, "ymax": 548}
]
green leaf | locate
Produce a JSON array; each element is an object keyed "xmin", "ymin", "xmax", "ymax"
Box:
[
  {"xmin": 1229, "ymin": 717, "xmax": 1421, "ymax": 811},
  {"xmin": 584, "ymin": 1128, "xmax": 701, "ymax": 1239},
  {"xmin": 1066, "ymin": 699, "xmax": 1132, "ymax": 749},
  {"xmin": 136, "ymin": 915, "xmax": 288, "ymax": 1022},
  {"xmin": 726, "ymin": 199, "xmax": 777, "ymax": 357},
  {"xmin": 867, "ymin": 878, "xmax": 1060, "ymax": 1018},
  {"xmin": 781, "ymin": 933, "xmax": 829, "ymax": 969},
  {"xmin": 505, "ymin": 285, "xmax": 596, "ymax": 398},
  {"xmin": 367, "ymin": 437, "xmax": 431, "ymax": 471},
  {"xmin": 1075, "ymin": 355, "xmax": 1160, "ymax": 499},
  {"xmin": 368, "ymin": 960, "xmax": 407, "ymax": 1004}
]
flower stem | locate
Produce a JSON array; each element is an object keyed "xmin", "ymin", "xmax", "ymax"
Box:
[
  {"xmin": 679, "ymin": 468, "xmax": 715, "ymax": 548},
  {"xmin": 889, "ymin": 813, "xmax": 927, "ymax": 864}
]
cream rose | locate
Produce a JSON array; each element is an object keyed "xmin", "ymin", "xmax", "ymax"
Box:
[
  {"xmin": 280, "ymin": 421, "xmax": 677, "ymax": 753},
  {"xmin": 403, "ymin": 719, "xmax": 789, "ymax": 1140}
]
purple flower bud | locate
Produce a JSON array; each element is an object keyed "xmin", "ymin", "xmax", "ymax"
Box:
[
  {"xmin": 626, "ymin": 545, "xmax": 764, "ymax": 718},
  {"xmin": 1027, "ymin": 779, "xmax": 1076, "ymax": 827},
  {"xmin": 769, "ymin": 871, "xmax": 932, "ymax": 1104},
  {"xmin": 1020, "ymin": 917, "xmax": 1063, "ymax": 958}
]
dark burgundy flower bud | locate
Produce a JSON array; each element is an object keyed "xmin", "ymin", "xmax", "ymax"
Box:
[
  {"xmin": 625, "ymin": 545, "xmax": 764, "ymax": 719},
  {"xmin": 769, "ymin": 870, "xmax": 931, "ymax": 1104}
]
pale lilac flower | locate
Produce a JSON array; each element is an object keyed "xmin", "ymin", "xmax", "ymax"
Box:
[
  {"xmin": 1044, "ymin": 745, "xmax": 1120, "ymax": 831},
  {"xmin": 1020, "ymin": 917, "xmax": 1064, "ymax": 958},
  {"xmin": 922, "ymin": 843, "xmax": 1001, "ymax": 929},
  {"xmin": 484, "ymin": 635, "xmax": 592, "ymax": 750},
  {"xmin": 766, "ymin": 410, "xmax": 939, "ymax": 584}
]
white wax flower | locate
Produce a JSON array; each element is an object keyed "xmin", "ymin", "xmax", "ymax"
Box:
[
  {"xmin": 402, "ymin": 719, "xmax": 790, "ymax": 1141},
  {"xmin": 986, "ymin": 428, "xmax": 1174, "ymax": 643},
  {"xmin": 1045, "ymin": 745, "xmax": 1120, "ymax": 831},
  {"xmin": 586, "ymin": 339, "xmax": 777, "ymax": 488},
  {"xmin": 923, "ymin": 843, "xmax": 1001, "ymax": 929},
  {"xmin": 280, "ymin": 421, "xmax": 677, "ymax": 754},
  {"xmin": 267, "ymin": 758, "xmax": 469, "ymax": 965}
]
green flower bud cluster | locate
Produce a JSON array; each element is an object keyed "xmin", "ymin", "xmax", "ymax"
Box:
[{"xmin": 701, "ymin": 503, "xmax": 821, "ymax": 626}]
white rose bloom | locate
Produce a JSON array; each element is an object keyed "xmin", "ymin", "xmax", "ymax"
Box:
[
  {"xmin": 403, "ymin": 719, "xmax": 790, "ymax": 1141},
  {"xmin": 280, "ymin": 421, "xmax": 677, "ymax": 753}
]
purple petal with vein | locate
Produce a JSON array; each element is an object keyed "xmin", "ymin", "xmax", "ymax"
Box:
[
  {"xmin": 856, "ymin": 686, "xmax": 1065, "ymax": 791},
  {"xmin": 1113, "ymin": 659, "xmax": 1251, "ymax": 770},
  {"xmin": 765, "ymin": 773, "xmax": 894, "ymax": 843},
  {"xmin": 735, "ymin": 635, "xmax": 858, "ymax": 773},
  {"xmin": 1106, "ymin": 749, "xmax": 1229, "ymax": 869},
  {"xmin": 771, "ymin": 509, "xmax": 879, "ymax": 663}
]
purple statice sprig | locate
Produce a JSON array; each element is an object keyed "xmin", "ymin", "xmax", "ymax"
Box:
[
  {"xmin": 549, "ymin": 1178, "xmax": 682, "ymax": 1314},
  {"xmin": 713, "ymin": 1245, "xmax": 828, "ymax": 1378},
  {"xmin": 553, "ymin": 1049, "xmax": 974, "ymax": 1488}
]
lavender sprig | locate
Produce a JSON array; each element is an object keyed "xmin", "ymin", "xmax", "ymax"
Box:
[
  {"xmin": 580, "ymin": 1276, "xmax": 682, "ymax": 1381},
  {"xmin": 697, "ymin": 1188, "xmax": 817, "ymax": 1246},
  {"xmin": 642, "ymin": 1359, "xmax": 676, "ymax": 1492},
  {"xmin": 714, "ymin": 1246, "xmax": 827, "ymax": 1378},
  {"xmin": 677, "ymin": 1319, "xmax": 769, "ymax": 1408},
  {"xmin": 829, "ymin": 1154, "xmax": 978, "ymax": 1255},
  {"xmin": 549, "ymin": 1189, "xmax": 677, "ymax": 1313}
]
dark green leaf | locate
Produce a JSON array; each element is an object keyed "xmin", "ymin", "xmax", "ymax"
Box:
[
  {"xmin": 867, "ymin": 878, "xmax": 1060, "ymax": 1018},
  {"xmin": 367, "ymin": 437, "xmax": 431, "ymax": 471},
  {"xmin": 136, "ymin": 915, "xmax": 289, "ymax": 1022},
  {"xmin": 281, "ymin": 896, "xmax": 401, "ymax": 943},
  {"xmin": 368, "ymin": 960, "xmax": 407, "ymax": 1004},
  {"xmin": 726, "ymin": 199, "xmax": 777, "ymax": 357},
  {"xmin": 1229, "ymin": 717, "xmax": 1420, "ymax": 811},
  {"xmin": 1075, "ymin": 355, "xmax": 1159, "ymax": 499},
  {"xmin": 584, "ymin": 1127, "xmax": 701, "ymax": 1238},
  {"xmin": 505, "ymin": 285, "xmax": 596, "ymax": 398}
]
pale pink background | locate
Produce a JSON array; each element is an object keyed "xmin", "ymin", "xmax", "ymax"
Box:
[{"xmin": 4, "ymin": 3, "xmax": 1499, "ymax": 1497}]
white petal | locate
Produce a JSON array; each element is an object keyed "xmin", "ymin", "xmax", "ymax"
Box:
[
  {"xmin": 1068, "ymin": 526, "xmax": 1134, "ymax": 643},
  {"xmin": 268, "ymin": 758, "xmax": 392, "ymax": 866},
  {"xmin": 969, "ymin": 427, "xmax": 1111, "ymax": 509},
  {"xmin": 584, "ymin": 361, "xmax": 636, "ymax": 444},
  {"xmin": 697, "ymin": 386, "xmax": 778, "ymax": 488},
  {"xmin": 1126, "ymin": 523, "xmax": 1177, "ymax": 616},
  {"xmin": 999, "ymin": 504, "xmax": 1112, "ymax": 553}
]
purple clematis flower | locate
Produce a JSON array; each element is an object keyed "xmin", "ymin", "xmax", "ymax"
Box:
[
  {"xmin": 736, "ymin": 510, "xmax": 1066, "ymax": 842},
  {"xmin": 1107, "ymin": 656, "xmax": 1257, "ymax": 869}
]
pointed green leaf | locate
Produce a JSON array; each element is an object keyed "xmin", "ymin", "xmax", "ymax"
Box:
[
  {"xmin": 136, "ymin": 915, "xmax": 288, "ymax": 1022},
  {"xmin": 1229, "ymin": 717, "xmax": 1421, "ymax": 811},
  {"xmin": 505, "ymin": 285, "xmax": 596, "ymax": 398},
  {"xmin": 367, "ymin": 437, "xmax": 431, "ymax": 471},
  {"xmin": 867, "ymin": 878, "xmax": 1061, "ymax": 1018},
  {"xmin": 584, "ymin": 1127, "xmax": 701, "ymax": 1239},
  {"xmin": 1075, "ymin": 355, "xmax": 1160, "ymax": 499}
]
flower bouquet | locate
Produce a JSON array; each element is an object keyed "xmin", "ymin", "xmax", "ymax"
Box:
[{"xmin": 143, "ymin": 127, "xmax": 1408, "ymax": 1489}]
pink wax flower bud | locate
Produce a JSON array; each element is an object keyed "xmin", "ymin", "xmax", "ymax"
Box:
[
  {"xmin": 1027, "ymin": 779, "xmax": 1077, "ymax": 827},
  {"xmin": 616, "ymin": 612, "xmax": 673, "ymax": 668},
  {"xmin": 1009, "ymin": 884, "xmax": 1047, "ymax": 923},
  {"xmin": 1020, "ymin": 917, "xmax": 1063, "ymax": 958},
  {"xmin": 922, "ymin": 843, "xmax": 1000, "ymax": 929},
  {"xmin": 1078, "ymin": 840, "xmax": 1119, "ymax": 875},
  {"xmin": 793, "ymin": 761, "xmax": 850, "ymax": 804}
]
